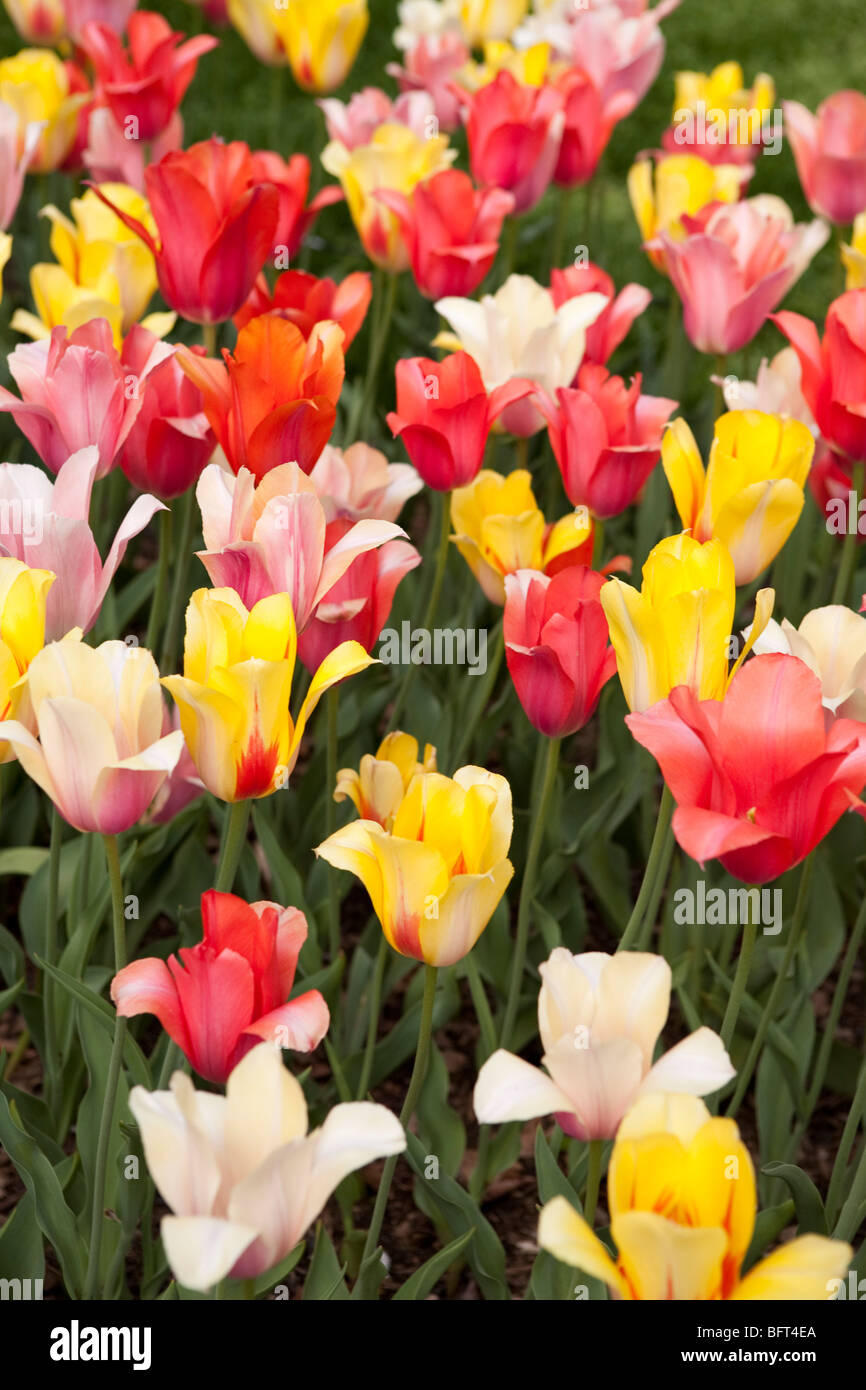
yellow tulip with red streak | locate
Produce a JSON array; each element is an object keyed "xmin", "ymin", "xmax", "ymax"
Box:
[{"xmin": 334, "ymin": 731, "xmax": 437, "ymax": 830}]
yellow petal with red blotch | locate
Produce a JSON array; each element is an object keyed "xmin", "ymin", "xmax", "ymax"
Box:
[
  {"xmin": 371, "ymin": 830, "xmax": 450, "ymax": 959},
  {"xmin": 207, "ymin": 659, "xmax": 292, "ymax": 798},
  {"xmin": 614, "ymin": 1210, "xmax": 728, "ymax": 1300},
  {"xmin": 419, "ymin": 859, "xmax": 513, "ymax": 966}
]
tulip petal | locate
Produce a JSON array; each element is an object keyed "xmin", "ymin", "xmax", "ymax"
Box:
[{"xmin": 473, "ymin": 1049, "xmax": 573, "ymax": 1124}]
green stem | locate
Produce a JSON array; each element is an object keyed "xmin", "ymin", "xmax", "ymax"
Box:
[
  {"xmin": 347, "ymin": 271, "xmax": 398, "ymax": 440},
  {"xmin": 719, "ymin": 893, "xmax": 759, "ymax": 1052},
  {"xmin": 355, "ymin": 964, "xmax": 438, "ymax": 1292},
  {"xmin": 325, "ymin": 688, "xmax": 340, "ymax": 961},
  {"xmin": 834, "ymin": 1136, "xmax": 866, "ymax": 1242},
  {"xmin": 800, "ymin": 887, "xmax": 866, "ymax": 1128},
  {"xmin": 636, "ymin": 817, "xmax": 676, "ymax": 952},
  {"xmin": 583, "ymin": 1140, "xmax": 604, "ymax": 1227},
  {"xmin": 82, "ymin": 835, "xmax": 128, "ymax": 1300},
  {"xmin": 831, "ymin": 459, "xmax": 864, "ymax": 605},
  {"xmin": 827, "ymin": 1052, "xmax": 866, "ymax": 1226},
  {"xmin": 714, "ymin": 353, "xmax": 727, "ymax": 419},
  {"xmin": 591, "ymin": 517, "xmax": 605, "ymax": 571},
  {"xmin": 449, "ymin": 619, "xmax": 504, "ymax": 770},
  {"xmin": 464, "ymin": 951, "xmax": 497, "ymax": 1059},
  {"xmin": 202, "ymin": 321, "xmax": 218, "ymax": 358},
  {"xmin": 43, "ymin": 805, "xmax": 62, "ymax": 1111},
  {"xmin": 158, "ymin": 487, "xmax": 197, "ymax": 675},
  {"xmin": 387, "ymin": 490, "xmax": 451, "ymax": 732},
  {"xmin": 214, "ymin": 799, "xmax": 250, "ymax": 893},
  {"xmin": 145, "ymin": 506, "xmax": 172, "ymax": 653},
  {"xmin": 727, "ymin": 859, "xmax": 813, "ymax": 1118},
  {"xmin": 356, "ymin": 933, "xmax": 388, "ymax": 1100},
  {"xmin": 500, "ymin": 734, "xmax": 561, "ymax": 1049},
  {"xmin": 617, "ymin": 784, "xmax": 675, "ymax": 952}
]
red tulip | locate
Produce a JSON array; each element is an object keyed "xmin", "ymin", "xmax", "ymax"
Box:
[
  {"xmin": 119, "ymin": 326, "xmax": 214, "ymax": 498},
  {"xmin": 111, "ymin": 889, "xmax": 330, "ymax": 1084},
  {"xmin": 461, "ymin": 70, "xmax": 565, "ymax": 214},
  {"xmin": 553, "ymin": 66, "xmax": 635, "ymax": 187},
  {"xmin": 233, "ymin": 267, "xmax": 372, "ymax": 347},
  {"xmin": 809, "ymin": 444, "xmax": 866, "ymax": 544},
  {"xmin": 538, "ymin": 364, "xmax": 677, "ymax": 519},
  {"xmin": 91, "ymin": 138, "xmax": 280, "ymax": 324},
  {"xmin": 79, "ymin": 11, "xmax": 218, "ymax": 143},
  {"xmin": 247, "ymin": 150, "xmax": 342, "ymax": 259},
  {"xmin": 376, "ymin": 169, "xmax": 513, "ymax": 300},
  {"xmin": 386, "ymin": 351, "xmax": 534, "ymax": 490},
  {"xmin": 504, "ymin": 566, "xmax": 616, "ymax": 738},
  {"xmin": 550, "ymin": 263, "xmax": 651, "ymax": 366},
  {"xmin": 774, "ymin": 291, "xmax": 866, "ymax": 464},
  {"xmin": 626, "ymin": 653, "xmax": 866, "ymax": 884}
]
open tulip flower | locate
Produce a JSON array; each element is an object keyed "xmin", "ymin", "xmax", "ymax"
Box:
[
  {"xmin": 475, "ymin": 949, "xmax": 734, "ymax": 1139},
  {"xmin": 386, "ymin": 350, "xmax": 534, "ymax": 490},
  {"xmin": 246, "ymin": 148, "xmax": 344, "ymax": 259},
  {"xmin": 628, "ymin": 151, "xmax": 748, "ymax": 274},
  {"xmin": 178, "ymin": 316, "xmax": 344, "ymax": 480},
  {"xmin": 752, "ymin": 604, "xmax": 866, "ymax": 720},
  {"xmin": 65, "ymin": 0, "xmax": 139, "ymax": 38},
  {"xmin": 92, "ymin": 138, "xmax": 281, "ymax": 325},
  {"xmin": 162, "ymin": 586, "xmax": 375, "ymax": 802},
  {"xmin": 318, "ymin": 85, "xmax": 435, "ymax": 149},
  {"xmin": 112, "ymin": 889, "xmax": 330, "ymax": 1084},
  {"xmin": 450, "ymin": 468, "xmax": 594, "ymax": 604},
  {"xmin": 230, "ymin": 0, "xmax": 369, "ymax": 93},
  {"xmin": 552, "ymin": 64, "xmax": 636, "ymax": 188},
  {"xmin": 652, "ymin": 196, "xmax": 829, "ymax": 356},
  {"xmin": 0, "ymin": 633, "xmax": 184, "ymax": 832},
  {"xmin": 601, "ymin": 533, "xmax": 773, "ymax": 712},
  {"xmin": 3, "ymin": 0, "xmax": 66, "ymax": 44},
  {"xmin": 783, "ymin": 90, "xmax": 866, "ymax": 225},
  {"xmin": 387, "ymin": 31, "xmax": 468, "ymax": 132},
  {"xmin": 538, "ymin": 364, "xmax": 677, "ymax": 519},
  {"xmin": 719, "ymin": 346, "xmax": 817, "ymax": 430},
  {"xmin": 129, "ymin": 1042, "xmax": 405, "ymax": 1292},
  {"xmin": 0, "ymin": 446, "xmax": 163, "ymax": 638},
  {"xmin": 233, "ymin": 267, "xmax": 371, "ymax": 345},
  {"xmin": 459, "ymin": 69, "xmax": 565, "ymax": 214},
  {"xmin": 0, "ymin": 48, "xmax": 88, "ymax": 172},
  {"xmin": 316, "ymin": 764, "xmax": 514, "ymax": 966},
  {"xmin": 309, "ymin": 442, "xmax": 422, "ymax": 523},
  {"xmin": 550, "ymin": 263, "xmax": 652, "ymax": 368},
  {"xmin": 118, "ymin": 326, "xmax": 215, "ymax": 498},
  {"xmin": 504, "ymin": 566, "xmax": 617, "ymax": 738},
  {"xmin": 662, "ymin": 411, "xmax": 814, "ymax": 584},
  {"xmin": 662, "ymin": 61, "xmax": 776, "ymax": 166},
  {"xmin": 434, "ymin": 274, "xmax": 609, "ymax": 438},
  {"xmin": 334, "ymin": 731, "xmax": 437, "ymax": 829},
  {"xmin": 773, "ymin": 289, "xmax": 866, "ymax": 466},
  {"xmin": 0, "ymin": 556, "xmax": 54, "ymax": 760},
  {"xmin": 627, "ymin": 652, "xmax": 866, "ymax": 883},
  {"xmin": 538, "ymin": 1093, "xmax": 851, "ymax": 1300}
]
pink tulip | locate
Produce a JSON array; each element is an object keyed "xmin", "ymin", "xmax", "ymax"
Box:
[
  {"xmin": 553, "ymin": 66, "xmax": 635, "ymax": 187},
  {"xmin": 550, "ymin": 263, "xmax": 651, "ymax": 366},
  {"xmin": 83, "ymin": 105, "xmax": 181, "ymax": 192},
  {"xmin": 308, "ymin": 442, "xmax": 422, "ymax": 522},
  {"xmin": 195, "ymin": 459, "xmax": 408, "ymax": 628},
  {"xmin": 0, "ymin": 446, "xmax": 163, "ymax": 639},
  {"xmin": 0, "ymin": 320, "xmax": 142, "ymax": 477},
  {"xmin": 559, "ymin": 3, "xmax": 671, "ymax": 108},
  {"xmin": 119, "ymin": 326, "xmax": 214, "ymax": 499},
  {"xmin": 784, "ymin": 91, "xmax": 866, "ymax": 225},
  {"xmin": 653, "ymin": 196, "xmax": 829, "ymax": 355},
  {"xmin": 146, "ymin": 705, "xmax": 204, "ymax": 824},
  {"xmin": 318, "ymin": 87, "xmax": 435, "ymax": 149},
  {"xmin": 386, "ymin": 34, "xmax": 469, "ymax": 132},
  {"xmin": 63, "ymin": 0, "xmax": 138, "ymax": 37}
]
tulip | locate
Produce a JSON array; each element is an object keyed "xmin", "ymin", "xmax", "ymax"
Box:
[
  {"xmin": 79, "ymin": 12, "xmax": 217, "ymax": 144},
  {"xmin": 535, "ymin": 2, "xmax": 673, "ymax": 110},
  {"xmin": 386, "ymin": 33, "xmax": 469, "ymax": 132},
  {"xmin": 233, "ymin": 267, "xmax": 371, "ymax": 346},
  {"xmin": 719, "ymin": 346, "xmax": 817, "ymax": 432},
  {"xmin": 386, "ymin": 351, "xmax": 534, "ymax": 490},
  {"xmin": 2, "ymin": 0, "xmax": 65, "ymax": 44},
  {"xmin": 309, "ymin": 442, "xmax": 422, "ymax": 523},
  {"xmin": 456, "ymin": 40, "xmax": 550, "ymax": 92},
  {"xmin": 145, "ymin": 703, "xmax": 204, "ymax": 825},
  {"xmin": 81, "ymin": 103, "xmax": 180, "ymax": 193},
  {"xmin": 450, "ymin": 468, "xmax": 593, "ymax": 605},
  {"xmin": 91, "ymin": 138, "xmax": 280, "ymax": 325},
  {"xmin": 318, "ymin": 86, "xmax": 434, "ymax": 149},
  {"xmin": 0, "ymin": 557, "xmax": 54, "ymax": 761},
  {"xmin": 843, "ymin": 212, "xmax": 866, "ymax": 291},
  {"xmin": 118, "ymin": 326, "xmax": 214, "ymax": 498},
  {"xmin": 653, "ymin": 196, "xmax": 829, "ymax": 356},
  {"xmin": 316, "ymin": 764, "xmax": 514, "ymax": 966},
  {"xmin": 0, "ymin": 99, "xmax": 42, "ymax": 229},
  {"xmin": 538, "ymin": 364, "xmax": 677, "ymax": 519},
  {"xmin": 64, "ymin": 0, "xmax": 138, "ymax": 38},
  {"xmin": 476, "ymin": 950, "xmax": 733, "ymax": 1139},
  {"xmin": 375, "ymin": 169, "xmax": 513, "ymax": 300},
  {"xmin": 460, "ymin": 69, "xmax": 564, "ymax": 214},
  {"xmin": 662, "ymin": 62, "xmax": 776, "ymax": 166},
  {"xmin": 112, "ymin": 889, "xmax": 329, "ymax": 1084},
  {"xmin": 662, "ymin": 411, "xmax": 814, "ymax": 584},
  {"xmin": 783, "ymin": 91, "xmax": 866, "ymax": 225},
  {"xmin": 434, "ymin": 274, "xmax": 609, "ymax": 437},
  {"xmin": 601, "ymin": 533, "xmax": 773, "ymax": 712},
  {"xmin": 627, "ymin": 652, "xmax": 866, "ymax": 883},
  {"xmin": 773, "ymin": 290, "xmax": 866, "ymax": 465},
  {"xmin": 322, "ymin": 122, "xmax": 455, "ymax": 273},
  {"xmin": 0, "ymin": 633, "xmax": 184, "ymax": 831},
  {"xmin": 459, "ymin": 0, "xmax": 527, "ymax": 44},
  {"xmin": 552, "ymin": 65, "xmax": 635, "ymax": 187},
  {"xmin": 162, "ymin": 586, "xmax": 375, "ymax": 802},
  {"xmin": 229, "ymin": 0, "xmax": 369, "ymax": 93},
  {"xmin": 0, "ymin": 446, "xmax": 163, "ymax": 638},
  {"xmin": 247, "ymin": 149, "xmax": 343, "ymax": 260},
  {"xmin": 627, "ymin": 151, "xmax": 748, "ymax": 274},
  {"xmin": 751, "ymin": 605, "xmax": 866, "ymax": 721},
  {"xmin": 0, "ymin": 319, "xmax": 142, "ymax": 477},
  {"xmin": 504, "ymin": 567, "xmax": 617, "ymax": 737},
  {"xmin": 129, "ymin": 1042, "xmax": 405, "ymax": 1290},
  {"xmin": 0, "ymin": 48, "xmax": 88, "ymax": 172},
  {"xmin": 550, "ymin": 263, "xmax": 651, "ymax": 367},
  {"xmin": 539, "ymin": 1092, "xmax": 852, "ymax": 1299},
  {"xmin": 334, "ymin": 731, "xmax": 437, "ymax": 828},
  {"xmin": 177, "ymin": 315, "xmax": 345, "ymax": 480}
]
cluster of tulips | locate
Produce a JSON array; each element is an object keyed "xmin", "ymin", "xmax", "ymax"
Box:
[{"xmin": 0, "ymin": 0, "xmax": 864, "ymax": 1306}]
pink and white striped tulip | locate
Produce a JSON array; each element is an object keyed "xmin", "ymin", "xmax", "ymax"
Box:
[{"xmin": 308, "ymin": 442, "xmax": 422, "ymax": 523}]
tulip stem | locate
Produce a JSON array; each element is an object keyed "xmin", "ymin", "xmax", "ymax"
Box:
[
  {"xmin": 355, "ymin": 964, "xmax": 438, "ymax": 1294},
  {"xmin": 827, "ymin": 1051, "xmax": 866, "ymax": 1227},
  {"xmin": 325, "ymin": 688, "xmax": 341, "ymax": 961},
  {"xmin": 719, "ymin": 892, "xmax": 759, "ymax": 1052},
  {"xmin": 831, "ymin": 459, "xmax": 864, "ymax": 604},
  {"xmin": 347, "ymin": 270, "xmax": 397, "ymax": 441},
  {"xmin": 214, "ymin": 799, "xmax": 250, "ymax": 893},
  {"xmin": 43, "ymin": 804, "xmax": 62, "ymax": 1114},
  {"xmin": 449, "ymin": 618, "xmax": 504, "ymax": 770},
  {"xmin": 357, "ymin": 933, "xmax": 388, "ymax": 1100},
  {"xmin": 617, "ymin": 783, "xmax": 675, "ymax": 952},
  {"xmin": 500, "ymin": 734, "xmax": 561, "ymax": 1049},
  {"xmin": 714, "ymin": 354, "xmax": 727, "ymax": 418},
  {"xmin": 799, "ymin": 885, "xmax": 866, "ymax": 1137},
  {"xmin": 83, "ymin": 835, "xmax": 128, "ymax": 1301},
  {"xmin": 158, "ymin": 487, "xmax": 198, "ymax": 676},
  {"xmin": 591, "ymin": 517, "xmax": 604, "ymax": 571},
  {"xmin": 727, "ymin": 857, "xmax": 813, "ymax": 1118},
  {"xmin": 583, "ymin": 1140, "xmax": 604, "ymax": 1227},
  {"xmin": 202, "ymin": 322, "xmax": 218, "ymax": 358},
  {"xmin": 387, "ymin": 490, "xmax": 451, "ymax": 732},
  {"xmin": 146, "ymin": 506, "xmax": 172, "ymax": 654}
]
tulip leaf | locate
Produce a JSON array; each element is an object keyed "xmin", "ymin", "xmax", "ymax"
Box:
[
  {"xmin": 0, "ymin": 978, "xmax": 23, "ymax": 1015},
  {"xmin": 302, "ymin": 1223, "xmax": 350, "ymax": 1301},
  {"xmin": 0, "ymin": 1092, "xmax": 86, "ymax": 1296},
  {"xmin": 742, "ymin": 1199, "xmax": 795, "ymax": 1272},
  {"xmin": 0, "ymin": 847, "xmax": 49, "ymax": 878},
  {"xmin": 0, "ymin": 1192, "xmax": 45, "ymax": 1285},
  {"xmin": 254, "ymin": 1241, "xmax": 306, "ymax": 1298},
  {"xmin": 33, "ymin": 953, "xmax": 152, "ymax": 1090},
  {"xmin": 760, "ymin": 1163, "xmax": 828, "ymax": 1236},
  {"xmin": 252, "ymin": 803, "xmax": 315, "ymax": 921},
  {"xmin": 416, "ymin": 1042, "xmax": 466, "ymax": 1178},
  {"xmin": 534, "ymin": 1126, "xmax": 581, "ymax": 1212},
  {"xmin": 392, "ymin": 1228, "xmax": 476, "ymax": 1300},
  {"xmin": 0, "ymin": 922, "xmax": 25, "ymax": 988}
]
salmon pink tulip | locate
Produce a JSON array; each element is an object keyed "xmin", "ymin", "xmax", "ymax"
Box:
[
  {"xmin": 773, "ymin": 290, "xmax": 866, "ymax": 465},
  {"xmin": 783, "ymin": 91, "xmax": 866, "ymax": 225},
  {"xmin": 118, "ymin": 326, "xmax": 214, "ymax": 498},
  {"xmin": 309, "ymin": 442, "xmax": 422, "ymax": 523}
]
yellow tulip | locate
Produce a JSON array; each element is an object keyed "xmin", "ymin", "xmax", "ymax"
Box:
[
  {"xmin": 162, "ymin": 587, "xmax": 375, "ymax": 803},
  {"xmin": 12, "ymin": 186, "xmax": 174, "ymax": 347},
  {"xmin": 600, "ymin": 533, "xmax": 773, "ymax": 712},
  {"xmin": 0, "ymin": 557, "xmax": 54, "ymax": 762},
  {"xmin": 450, "ymin": 468, "xmax": 592, "ymax": 604},
  {"xmin": 0, "ymin": 49, "xmax": 87, "ymax": 173},
  {"xmin": 673, "ymin": 61, "xmax": 775, "ymax": 147},
  {"xmin": 322, "ymin": 123, "xmax": 456, "ymax": 272},
  {"xmin": 457, "ymin": 41, "xmax": 551, "ymax": 91},
  {"xmin": 662, "ymin": 411, "xmax": 814, "ymax": 584},
  {"xmin": 228, "ymin": 0, "xmax": 369, "ymax": 92},
  {"xmin": 316, "ymin": 764, "xmax": 514, "ymax": 966},
  {"xmin": 459, "ymin": 0, "xmax": 529, "ymax": 46},
  {"xmin": 842, "ymin": 211, "xmax": 866, "ymax": 290},
  {"xmin": 334, "ymin": 731, "xmax": 437, "ymax": 829},
  {"xmin": 627, "ymin": 153, "xmax": 746, "ymax": 273},
  {"xmin": 539, "ymin": 1093, "xmax": 852, "ymax": 1300}
]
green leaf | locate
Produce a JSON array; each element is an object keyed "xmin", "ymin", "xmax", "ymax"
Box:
[
  {"xmin": 0, "ymin": 848, "xmax": 49, "ymax": 877},
  {"xmin": 0, "ymin": 1193, "xmax": 45, "ymax": 1284},
  {"xmin": 392, "ymin": 1229, "xmax": 476, "ymax": 1300},
  {"xmin": 534, "ymin": 1126, "xmax": 580, "ymax": 1211},
  {"xmin": 34, "ymin": 953, "xmax": 151, "ymax": 1089},
  {"xmin": 0, "ymin": 923, "xmax": 25, "ymax": 988},
  {"xmin": 302, "ymin": 1223, "xmax": 349, "ymax": 1301},
  {"xmin": 761, "ymin": 1163, "xmax": 828, "ymax": 1236},
  {"xmin": 0, "ymin": 1092, "xmax": 85, "ymax": 1295}
]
